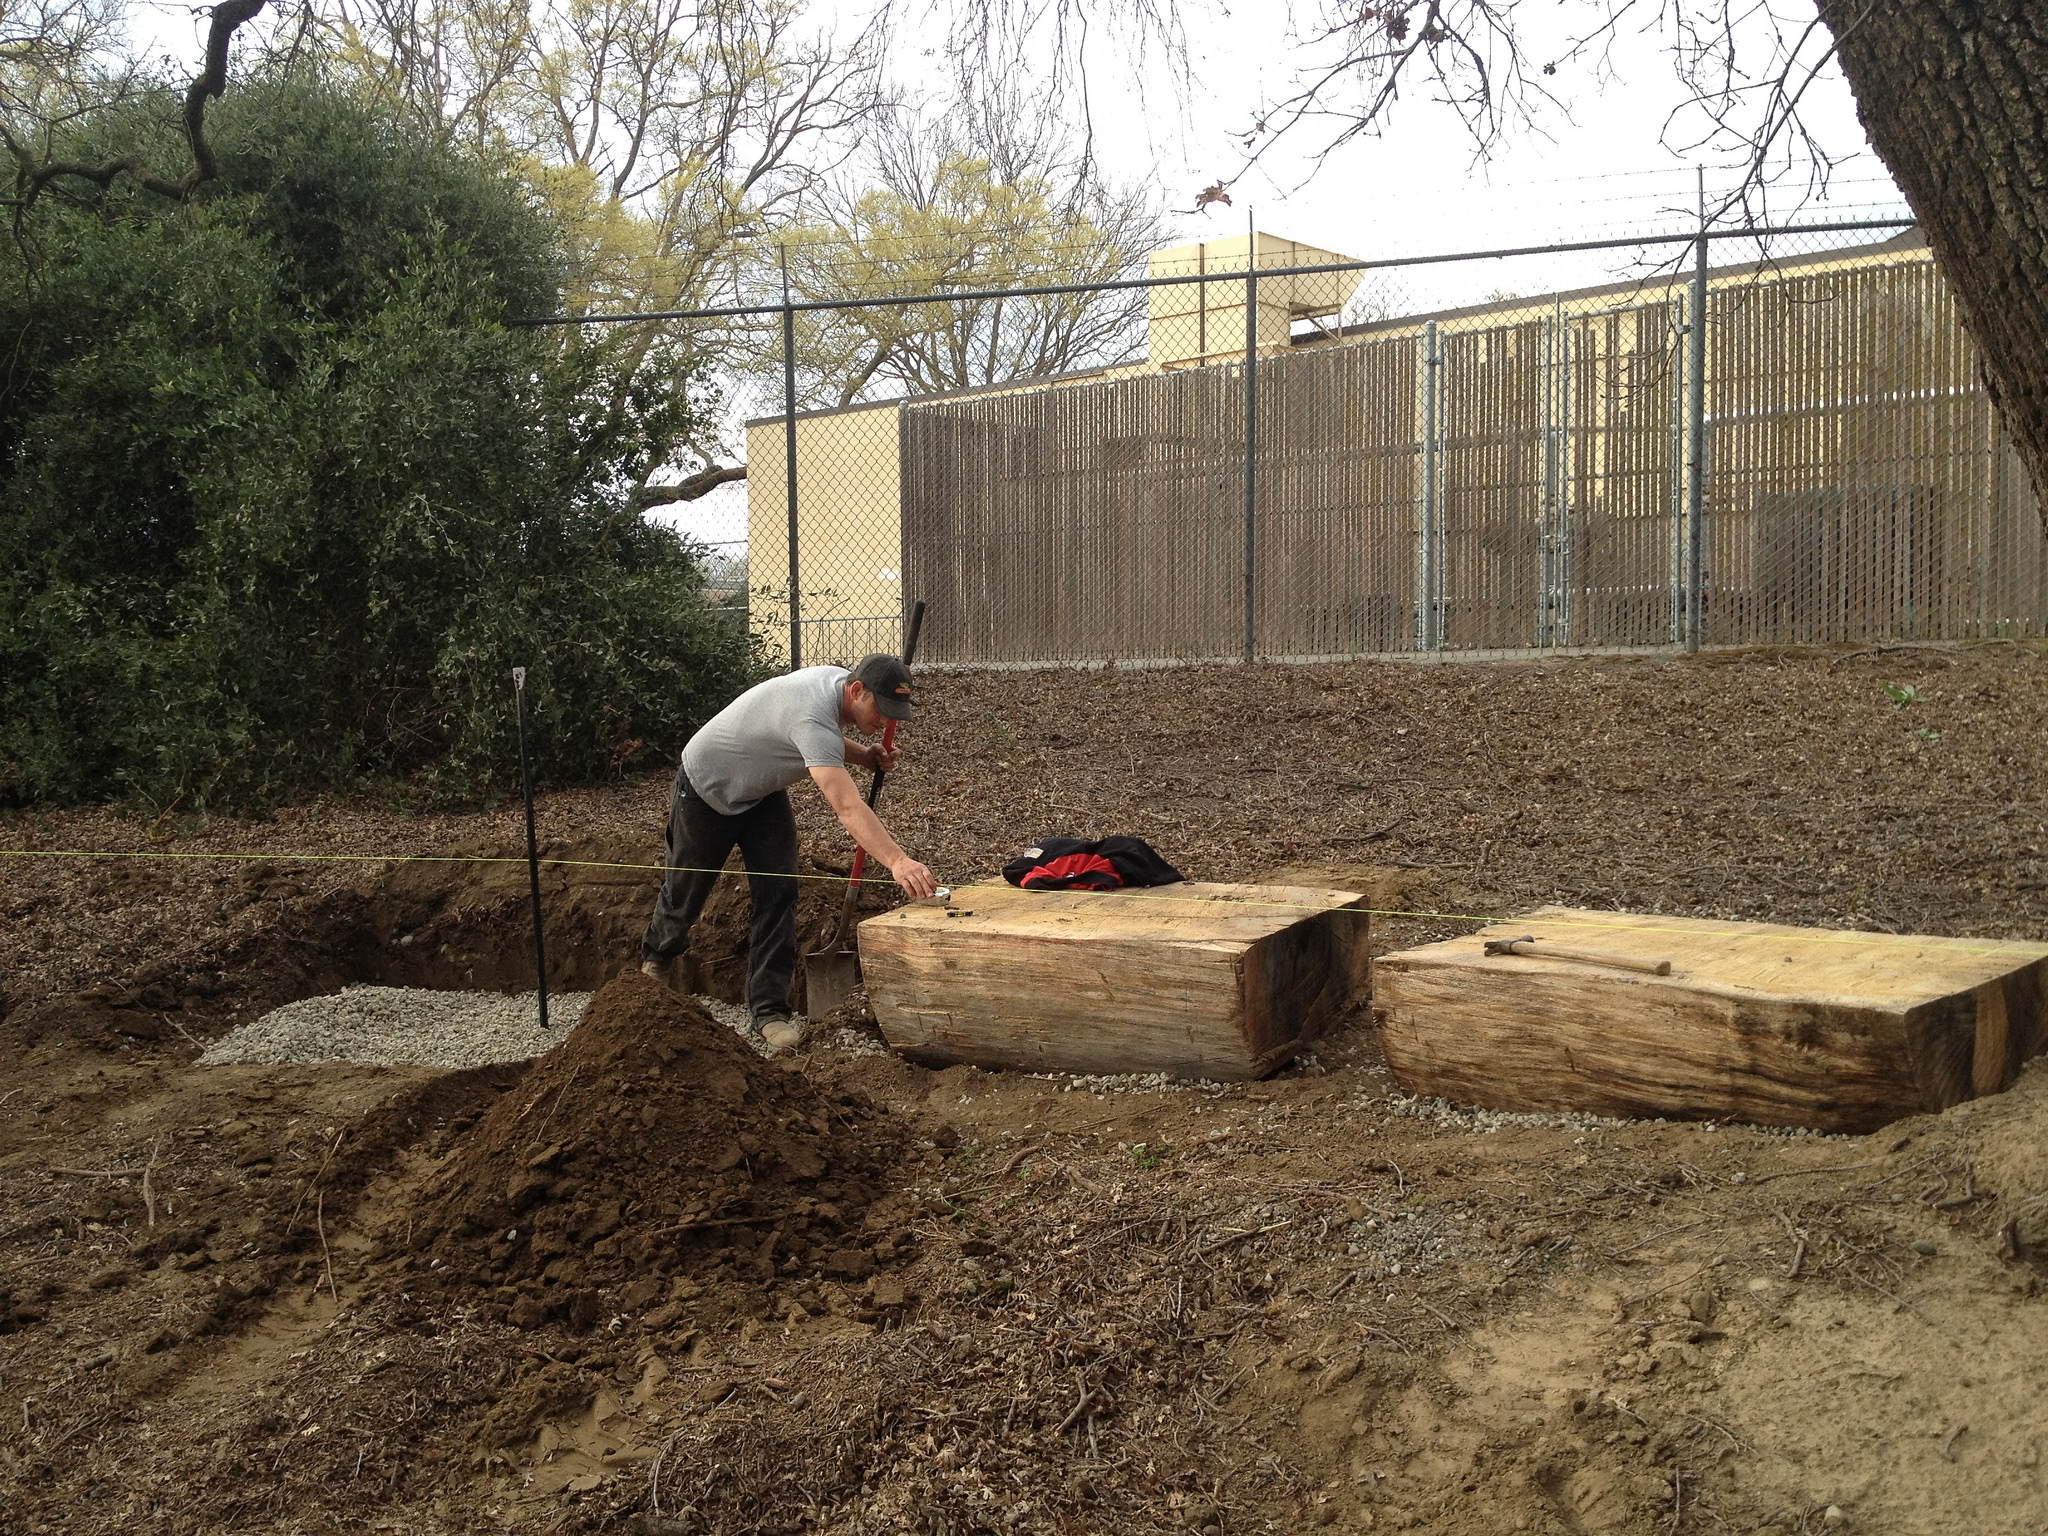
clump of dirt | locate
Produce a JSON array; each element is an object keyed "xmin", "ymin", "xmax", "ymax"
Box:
[
  {"xmin": 389, "ymin": 972, "xmax": 911, "ymax": 1323},
  {"xmin": 808, "ymin": 984, "xmax": 886, "ymax": 1048}
]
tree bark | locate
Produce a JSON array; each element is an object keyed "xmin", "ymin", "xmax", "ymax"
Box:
[
  {"xmin": 1819, "ymin": 2, "xmax": 2048, "ymax": 516},
  {"xmin": 635, "ymin": 463, "xmax": 747, "ymax": 507}
]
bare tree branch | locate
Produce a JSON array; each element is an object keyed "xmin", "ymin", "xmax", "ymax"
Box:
[
  {"xmin": 6, "ymin": 0, "xmax": 270, "ymax": 207},
  {"xmin": 635, "ymin": 462, "xmax": 748, "ymax": 505},
  {"xmin": 781, "ymin": 78, "xmax": 1168, "ymax": 406},
  {"xmin": 928, "ymin": 1, "xmax": 1876, "ymax": 222}
]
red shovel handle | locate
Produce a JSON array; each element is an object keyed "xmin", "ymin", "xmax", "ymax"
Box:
[
  {"xmin": 843, "ymin": 599, "xmax": 920, "ymax": 896},
  {"xmin": 845, "ymin": 716, "xmax": 899, "ymax": 889}
]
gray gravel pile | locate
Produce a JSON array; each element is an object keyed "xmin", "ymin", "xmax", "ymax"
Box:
[
  {"xmin": 1380, "ymin": 1093, "xmax": 1642, "ymax": 1136},
  {"xmin": 1031, "ymin": 1070, "xmax": 1232, "ymax": 1096},
  {"xmin": 832, "ymin": 1028, "xmax": 890, "ymax": 1058},
  {"xmin": 1381, "ymin": 1092, "xmax": 1843, "ymax": 1139},
  {"xmin": 693, "ymin": 996, "xmax": 781, "ymax": 1058},
  {"xmin": 690, "ymin": 995, "xmax": 870, "ymax": 1057},
  {"xmin": 201, "ymin": 985, "xmax": 838, "ymax": 1070},
  {"xmin": 200, "ymin": 985, "xmax": 593, "ymax": 1069}
]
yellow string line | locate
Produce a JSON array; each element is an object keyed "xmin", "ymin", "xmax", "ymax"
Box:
[{"xmin": 2, "ymin": 847, "xmax": 2040, "ymax": 955}]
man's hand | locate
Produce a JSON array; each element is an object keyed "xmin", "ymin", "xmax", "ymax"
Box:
[
  {"xmin": 888, "ymin": 856, "xmax": 937, "ymax": 900},
  {"xmin": 844, "ymin": 735, "xmax": 902, "ymax": 774}
]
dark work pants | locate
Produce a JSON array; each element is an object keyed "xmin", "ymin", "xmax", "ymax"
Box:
[{"xmin": 639, "ymin": 763, "xmax": 801, "ymax": 1024}]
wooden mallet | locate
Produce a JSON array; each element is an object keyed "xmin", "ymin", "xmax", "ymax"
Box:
[{"xmin": 1482, "ymin": 934, "xmax": 1673, "ymax": 977}]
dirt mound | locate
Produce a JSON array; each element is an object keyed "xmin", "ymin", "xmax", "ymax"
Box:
[{"xmin": 390, "ymin": 972, "xmax": 911, "ymax": 1323}]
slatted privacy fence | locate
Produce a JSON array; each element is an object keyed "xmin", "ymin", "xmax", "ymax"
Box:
[
  {"xmin": 745, "ymin": 228, "xmax": 2045, "ymax": 669},
  {"xmin": 1702, "ymin": 258, "xmax": 2042, "ymax": 645}
]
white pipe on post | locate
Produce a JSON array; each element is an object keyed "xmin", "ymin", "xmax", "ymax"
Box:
[
  {"xmin": 1685, "ymin": 168, "xmax": 1708, "ymax": 653},
  {"xmin": 1242, "ymin": 217, "xmax": 1258, "ymax": 665}
]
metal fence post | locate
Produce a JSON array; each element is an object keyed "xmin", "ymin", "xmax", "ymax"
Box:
[
  {"xmin": 1242, "ymin": 220, "xmax": 1259, "ymax": 664},
  {"xmin": 1685, "ymin": 170, "xmax": 1708, "ymax": 653},
  {"xmin": 1558, "ymin": 308, "xmax": 1572, "ymax": 645},
  {"xmin": 1672, "ymin": 297, "xmax": 1687, "ymax": 644},
  {"xmin": 1540, "ymin": 307, "xmax": 1559, "ymax": 647},
  {"xmin": 1421, "ymin": 319, "xmax": 1442, "ymax": 651},
  {"xmin": 781, "ymin": 244, "xmax": 801, "ymax": 669},
  {"xmin": 512, "ymin": 667, "xmax": 549, "ymax": 1032}
]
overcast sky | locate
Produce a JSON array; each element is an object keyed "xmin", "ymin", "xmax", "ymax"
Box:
[{"xmin": 886, "ymin": 0, "xmax": 1911, "ymax": 278}]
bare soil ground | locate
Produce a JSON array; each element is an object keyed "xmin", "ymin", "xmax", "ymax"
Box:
[{"xmin": 3, "ymin": 642, "xmax": 2046, "ymax": 1536}]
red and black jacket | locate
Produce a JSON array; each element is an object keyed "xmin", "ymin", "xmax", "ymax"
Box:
[{"xmin": 1000, "ymin": 836, "xmax": 1185, "ymax": 891}]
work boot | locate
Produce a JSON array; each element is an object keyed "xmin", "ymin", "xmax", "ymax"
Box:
[
  {"xmin": 759, "ymin": 1015, "xmax": 804, "ymax": 1054},
  {"xmin": 640, "ymin": 956, "xmax": 679, "ymax": 992}
]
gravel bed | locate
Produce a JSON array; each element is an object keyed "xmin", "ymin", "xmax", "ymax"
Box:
[
  {"xmin": 1022, "ymin": 1049, "xmax": 1324, "ymax": 1097},
  {"xmin": 200, "ymin": 985, "xmax": 591, "ymax": 1068},
  {"xmin": 199, "ymin": 985, "xmax": 797, "ymax": 1068},
  {"xmin": 1382, "ymin": 1092, "xmax": 1844, "ymax": 1139},
  {"xmin": 693, "ymin": 995, "xmax": 779, "ymax": 1057},
  {"xmin": 1031, "ymin": 1070, "xmax": 1233, "ymax": 1096},
  {"xmin": 690, "ymin": 995, "xmax": 873, "ymax": 1057}
]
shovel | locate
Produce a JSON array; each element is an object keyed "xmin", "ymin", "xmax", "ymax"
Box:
[
  {"xmin": 805, "ymin": 599, "xmax": 926, "ymax": 1018},
  {"xmin": 1481, "ymin": 934, "xmax": 1673, "ymax": 976}
]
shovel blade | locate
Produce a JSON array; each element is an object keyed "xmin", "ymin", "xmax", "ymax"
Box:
[{"xmin": 804, "ymin": 945, "xmax": 861, "ymax": 1020}]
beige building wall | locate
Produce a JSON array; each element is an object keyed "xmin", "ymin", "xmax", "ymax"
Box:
[
  {"xmin": 1307, "ymin": 230, "xmax": 1936, "ymax": 350},
  {"xmin": 745, "ymin": 399, "xmax": 905, "ymax": 667},
  {"xmin": 1147, "ymin": 232, "xmax": 1366, "ymax": 369},
  {"xmin": 1273, "ymin": 234, "xmax": 1944, "ymax": 534}
]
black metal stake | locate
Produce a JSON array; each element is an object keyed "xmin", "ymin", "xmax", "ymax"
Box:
[{"xmin": 512, "ymin": 667, "xmax": 549, "ymax": 1031}]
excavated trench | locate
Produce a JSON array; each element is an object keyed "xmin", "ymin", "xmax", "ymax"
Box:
[{"xmin": 7, "ymin": 836, "xmax": 897, "ymax": 1058}]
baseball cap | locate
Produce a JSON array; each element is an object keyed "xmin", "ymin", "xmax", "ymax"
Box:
[{"xmin": 851, "ymin": 654, "xmax": 914, "ymax": 720}]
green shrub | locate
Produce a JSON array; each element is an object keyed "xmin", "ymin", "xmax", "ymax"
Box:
[{"xmin": 0, "ymin": 76, "xmax": 760, "ymax": 806}]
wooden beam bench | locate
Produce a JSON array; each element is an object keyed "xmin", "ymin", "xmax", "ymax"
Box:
[
  {"xmin": 1373, "ymin": 907, "xmax": 2048, "ymax": 1133},
  {"xmin": 860, "ymin": 882, "xmax": 1370, "ymax": 1080}
]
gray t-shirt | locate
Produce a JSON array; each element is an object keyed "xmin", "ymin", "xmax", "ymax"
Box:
[{"xmin": 682, "ymin": 666, "xmax": 849, "ymax": 814}]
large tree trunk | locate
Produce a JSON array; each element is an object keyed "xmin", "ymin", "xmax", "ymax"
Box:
[{"xmin": 1819, "ymin": 3, "xmax": 2048, "ymax": 517}]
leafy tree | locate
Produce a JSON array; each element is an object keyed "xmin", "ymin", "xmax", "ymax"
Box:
[
  {"xmin": 320, "ymin": 3, "xmax": 1167, "ymax": 488},
  {"xmin": 785, "ymin": 87, "xmax": 1169, "ymax": 407},
  {"xmin": 0, "ymin": 74, "xmax": 761, "ymax": 807},
  {"xmin": 324, "ymin": 0, "xmax": 888, "ymax": 505}
]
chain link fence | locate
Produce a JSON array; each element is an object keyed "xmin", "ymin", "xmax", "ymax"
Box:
[{"xmin": 563, "ymin": 218, "xmax": 2045, "ymax": 670}]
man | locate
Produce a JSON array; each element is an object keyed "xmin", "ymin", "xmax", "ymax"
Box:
[{"xmin": 640, "ymin": 653, "xmax": 938, "ymax": 1051}]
